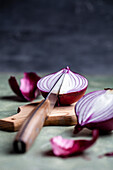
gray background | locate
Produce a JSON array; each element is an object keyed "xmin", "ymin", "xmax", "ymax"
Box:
[{"xmin": 0, "ymin": 0, "xmax": 113, "ymax": 74}]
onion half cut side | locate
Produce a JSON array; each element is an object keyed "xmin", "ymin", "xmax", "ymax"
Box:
[
  {"xmin": 74, "ymin": 89, "xmax": 113, "ymax": 133},
  {"xmin": 37, "ymin": 67, "xmax": 88, "ymax": 105}
]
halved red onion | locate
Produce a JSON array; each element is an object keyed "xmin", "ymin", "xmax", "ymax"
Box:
[
  {"xmin": 74, "ymin": 89, "xmax": 113, "ymax": 133},
  {"xmin": 50, "ymin": 129, "xmax": 99, "ymax": 157},
  {"xmin": 9, "ymin": 72, "xmax": 41, "ymax": 101},
  {"xmin": 37, "ymin": 67, "xmax": 88, "ymax": 105}
]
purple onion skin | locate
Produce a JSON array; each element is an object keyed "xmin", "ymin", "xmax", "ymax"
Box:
[
  {"xmin": 40, "ymin": 87, "xmax": 87, "ymax": 106},
  {"xmin": 86, "ymin": 118, "xmax": 113, "ymax": 132},
  {"xmin": 74, "ymin": 114, "xmax": 113, "ymax": 134}
]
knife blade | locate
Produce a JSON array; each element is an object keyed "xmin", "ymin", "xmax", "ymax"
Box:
[{"xmin": 13, "ymin": 70, "xmax": 66, "ymax": 153}]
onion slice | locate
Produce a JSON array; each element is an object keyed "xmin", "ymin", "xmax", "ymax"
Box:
[
  {"xmin": 8, "ymin": 72, "xmax": 41, "ymax": 101},
  {"xmin": 74, "ymin": 89, "xmax": 113, "ymax": 133},
  {"xmin": 50, "ymin": 129, "xmax": 99, "ymax": 157},
  {"xmin": 37, "ymin": 66, "xmax": 88, "ymax": 105}
]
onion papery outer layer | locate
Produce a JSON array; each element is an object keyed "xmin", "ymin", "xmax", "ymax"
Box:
[
  {"xmin": 74, "ymin": 89, "xmax": 113, "ymax": 133},
  {"xmin": 20, "ymin": 72, "xmax": 40, "ymax": 101},
  {"xmin": 8, "ymin": 72, "xmax": 41, "ymax": 101},
  {"xmin": 9, "ymin": 76, "xmax": 24, "ymax": 99},
  {"xmin": 37, "ymin": 67, "xmax": 88, "ymax": 105},
  {"xmin": 50, "ymin": 129, "xmax": 99, "ymax": 157}
]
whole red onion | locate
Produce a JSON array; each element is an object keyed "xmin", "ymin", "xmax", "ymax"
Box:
[{"xmin": 37, "ymin": 67, "xmax": 88, "ymax": 105}]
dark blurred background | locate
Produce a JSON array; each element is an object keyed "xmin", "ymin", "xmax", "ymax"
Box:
[{"xmin": 0, "ymin": 0, "xmax": 113, "ymax": 74}]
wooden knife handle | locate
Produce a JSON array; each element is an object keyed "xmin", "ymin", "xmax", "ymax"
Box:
[{"xmin": 13, "ymin": 100, "xmax": 50, "ymax": 153}]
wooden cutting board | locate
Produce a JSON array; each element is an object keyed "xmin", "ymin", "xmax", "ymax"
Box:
[{"xmin": 0, "ymin": 101, "xmax": 77, "ymax": 132}]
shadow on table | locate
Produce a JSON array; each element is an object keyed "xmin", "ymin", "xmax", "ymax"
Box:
[
  {"xmin": 63, "ymin": 127, "xmax": 113, "ymax": 138},
  {"xmin": 0, "ymin": 95, "xmax": 26, "ymax": 102},
  {"xmin": 42, "ymin": 149, "xmax": 91, "ymax": 160}
]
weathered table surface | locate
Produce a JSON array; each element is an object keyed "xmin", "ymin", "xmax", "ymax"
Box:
[{"xmin": 0, "ymin": 73, "xmax": 113, "ymax": 170}]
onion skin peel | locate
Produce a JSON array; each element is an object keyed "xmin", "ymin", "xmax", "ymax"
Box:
[
  {"xmin": 9, "ymin": 72, "xmax": 41, "ymax": 101},
  {"xmin": 50, "ymin": 129, "xmax": 99, "ymax": 157}
]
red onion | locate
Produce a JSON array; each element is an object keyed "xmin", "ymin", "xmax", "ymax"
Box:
[
  {"xmin": 74, "ymin": 89, "xmax": 113, "ymax": 133},
  {"xmin": 9, "ymin": 72, "xmax": 41, "ymax": 101},
  {"xmin": 37, "ymin": 67, "xmax": 88, "ymax": 105}
]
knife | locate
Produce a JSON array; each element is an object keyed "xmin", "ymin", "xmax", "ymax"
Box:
[{"xmin": 13, "ymin": 70, "xmax": 66, "ymax": 153}]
